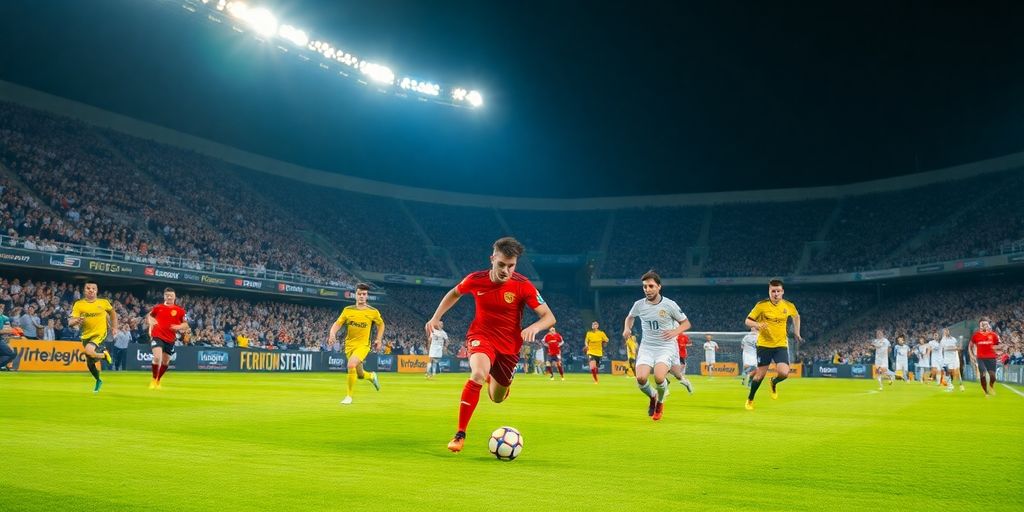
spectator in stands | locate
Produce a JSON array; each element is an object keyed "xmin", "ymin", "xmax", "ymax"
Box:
[
  {"xmin": 17, "ymin": 304, "xmax": 42, "ymax": 340},
  {"xmin": 111, "ymin": 325, "xmax": 131, "ymax": 371}
]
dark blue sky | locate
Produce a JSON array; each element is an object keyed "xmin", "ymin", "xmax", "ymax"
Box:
[{"xmin": 1, "ymin": 0, "xmax": 1022, "ymax": 197}]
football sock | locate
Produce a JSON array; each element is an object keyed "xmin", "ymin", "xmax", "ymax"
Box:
[
  {"xmin": 988, "ymin": 373, "xmax": 996, "ymax": 388},
  {"xmin": 591, "ymin": 367, "xmax": 598, "ymax": 382},
  {"xmin": 655, "ymin": 380, "xmax": 668, "ymax": 402},
  {"xmin": 158, "ymin": 364, "xmax": 169, "ymax": 380},
  {"xmin": 557, "ymin": 363, "xmax": 564, "ymax": 377},
  {"xmin": 748, "ymin": 378, "xmax": 763, "ymax": 400},
  {"xmin": 458, "ymin": 380, "xmax": 483, "ymax": 432},
  {"xmin": 87, "ymin": 359, "xmax": 100, "ymax": 382},
  {"xmin": 772, "ymin": 375, "xmax": 787, "ymax": 386},
  {"xmin": 151, "ymin": 363, "xmax": 160, "ymax": 379},
  {"xmin": 347, "ymin": 371, "xmax": 357, "ymax": 396},
  {"xmin": 638, "ymin": 380, "xmax": 655, "ymax": 397}
]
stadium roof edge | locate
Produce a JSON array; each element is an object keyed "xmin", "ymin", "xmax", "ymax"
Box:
[{"xmin": 2, "ymin": 79, "xmax": 1021, "ymax": 211}]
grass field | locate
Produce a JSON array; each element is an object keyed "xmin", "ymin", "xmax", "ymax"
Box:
[{"xmin": 2, "ymin": 371, "xmax": 1022, "ymax": 511}]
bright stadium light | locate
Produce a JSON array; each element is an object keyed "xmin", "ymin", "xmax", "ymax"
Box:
[
  {"xmin": 361, "ymin": 62, "xmax": 395, "ymax": 85},
  {"xmin": 400, "ymin": 77, "xmax": 440, "ymax": 96},
  {"xmin": 278, "ymin": 24, "xmax": 308, "ymax": 47},
  {"xmin": 451, "ymin": 88, "xmax": 468, "ymax": 101},
  {"xmin": 466, "ymin": 90, "xmax": 483, "ymax": 108}
]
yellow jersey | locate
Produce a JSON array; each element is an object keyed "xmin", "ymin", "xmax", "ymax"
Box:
[
  {"xmin": 747, "ymin": 299, "xmax": 799, "ymax": 348},
  {"xmin": 625, "ymin": 335, "xmax": 638, "ymax": 359},
  {"xmin": 335, "ymin": 305, "xmax": 384, "ymax": 349},
  {"xmin": 71, "ymin": 298, "xmax": 113, "ymax": 342},
  {"xmin": 585, "ymin": 329, "xmax": 608, "ymax": 357}
]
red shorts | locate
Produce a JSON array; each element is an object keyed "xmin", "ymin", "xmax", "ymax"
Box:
[{"xmin": 467, "ymin": 338, "xmax": 520, "ymax": 387}]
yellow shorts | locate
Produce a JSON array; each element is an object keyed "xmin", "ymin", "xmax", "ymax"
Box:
[{"xmin": 345, "ymin": 345, "xmax": 370, "ymax": 362}]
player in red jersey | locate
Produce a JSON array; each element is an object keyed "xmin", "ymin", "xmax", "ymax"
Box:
[
  {"xmin": 543, "ymin": 327, "xmax": 565, "ymax": 380},
  {"xmin": 969, "ymin": 318, "xmax": 1001, "ymax": 397},
  {"xmin": 668, "ymin": 333, "xmax": 694, "ymax": 394},
  {"xmin": 425, "ymin": 237, "xmax": 556, "ymax": 453},
  {"xmin": 146, "ymin": 288, "xmax": 189, "ymax": 390}
]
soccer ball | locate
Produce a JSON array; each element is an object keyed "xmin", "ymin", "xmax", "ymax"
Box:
[{"xmin": 487, "ymin": 426, "xmax": 523, "ymax": 461}]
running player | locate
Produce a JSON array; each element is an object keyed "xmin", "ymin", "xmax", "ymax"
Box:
[
  {"xmin": 744, "ymin": 279, "xmax": 801, "ymax": 410},
  {"xmin": 915, "ymin": 336, "xmax": 930, "ymax": 382},
  {"xmin": 740, "ymin": 328, "xmax": 758, "ymax": 386},
  {"xmin": 703, "ymin": 334, "xmax": 719, "ymax": 378},
  {"xmin": 68, "ymin": 281, "xmax": 115, "ymax": 392},
  {"xmin": 426, "ymin": 321, "xmax": 449, "ymax": 379},
  {"xmin": 870, "ymin": 329, "xmax": 894, "ymax": 390},
  {"xmin": 427, "ymin": 237, "xmax": 555, "ymax": 452},
  {"xmin": 146, "ymin": 288, "xmax": 189, "ymax": 390},
  {"xmin": 532, "ymin": 343, "xmax": 545, "ymax": 375},
  {"xmin": 927, "ymin": 334, "xmax": 943, "ymax": 386},
  {"xmin": 624, "ymin": 332, "xmax": 638, "ymax": 377},
  {"xmin": 969, "ymin": 318, "xmax": 1001, "ymax": 397},
  {"xmin": 669, "ymin": 332, "xmax": 694, "ymax": 394},
  {"xmin": 327, "ymin": 283, "xmax": 383, "ymax": 405},
  {"xmin": 622, "ymin": 271, "xmax": 691, "ymax": 421},
  {"xmin": 584, "ymin": 321, "xmax": 608, "ymax": 383},
  {"xmin": 893, "ymin": 335, "xmax": 911, "ymax": 383},
  {"xmin": 939, "ymin": 328, "xmax": 963, "ymax": 392},
  {"xmin": 543, "ymin": 327, "xmax": 564, "ymax": 380}
]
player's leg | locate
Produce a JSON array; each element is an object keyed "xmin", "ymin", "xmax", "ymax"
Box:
[
  {"xmin": 156, "ymin": 345, "xmax": 172, "ymax": 386},
  {"xmin": 876, "ymin": 366, "xmax": 884, "ymax": 390},
  {"xmin": 651, "ymin": 362, "xmax": 670, "ymax": 420},
  {"xmin": 343, "ymin": 352, "xmax": 364, "ymax": 403},
  {"xmin": 487, "ymin": 352, "xmax": 518, "ymax": 404},
  {"xmin": 674, "ymin": 363, "xmax": 693, "ymax": 393},
  {"xmin": 747, "ymin": 347, "xmax": 772, "ymax": 408},
  {"xmin": 589, "ymin": 357, "xmax": 599, "ymax": 383},
  {"xmin": 150, "ymin": 345, "xmax": 164, "ymax": 388},
  {"xmin": 449, "ymin": 350, "xmax": 494, "ymax": 451},
  {"xmin": 770, "ymin": 360, "xmax": 790, "ymax": 399},
  {"xmin": 82, "ymin": 342, "xmax": 104, "ymax": 391},
  {"xmin": 556, "ymin": 356, "xmax": 564, "ymax": 379},
  {"xmin": 634, "ymin": 361, "xmax": 658, "ymax": 416}
]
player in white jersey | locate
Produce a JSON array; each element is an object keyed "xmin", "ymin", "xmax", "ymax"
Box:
[
  {"xmin": 939, "ymin": 328, "xmax": 964, "ymax": 392},
  {"xmin": 702, "ymin": 335, "xmax": 719, "ymax": 378},
  {"xmin": 740, "ymin": 329, "xmax": 758, "ymax": 386},
  {"xmin": 893, "ymin": 335, "xmax": 911, "ymax": 383},
  {"xmin": 914, "ymin": 337, "xmax": 930, "ymax": 382},
  {"xmin": 426, "ymin": 321, "xmax": 449, "ymax": 379},
  {"xmin": 927, "ymin": 336, "xmax": 943, "ymax": 385},
  {"xmin": 533, "ymin": 344, "xmax": 545, "ymax": 375},
  {"xmin": 869, "ymin": 330, "xmax": 894, "ymax": 390},
  {"xmin": 622, "ymin": 271, "xmax": 691, "ymax": 421}
]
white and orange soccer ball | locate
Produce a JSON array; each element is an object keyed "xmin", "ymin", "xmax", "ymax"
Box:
[{"xmin": 487, "ymin": 426, "xmax": 523, "ymax": 461}]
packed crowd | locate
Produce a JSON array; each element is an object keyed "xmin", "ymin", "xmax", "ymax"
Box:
[
  {"xmin": 404, "ymin": 201, "xmax": 514, "ymax": 276},
  {"xmin": 503, "ymin": 209, "xmax": 609, "ymax": 255},
  {"xmin": 598, "ymin": 206, "xmax": 706, "ymax": 278}
]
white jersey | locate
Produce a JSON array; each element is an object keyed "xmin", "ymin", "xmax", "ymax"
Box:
[
  {"xmin": 741, "ymin": 333, "xmax": 758, "ymax": 366},
  {"xmin": 871, "ymin": 338, "xmax": 891, "ymax": 368},
  {"xmin": 428, "ymin": 329, "xmax": 449, "ymax": 358},
  {"xmin": 703, "ymin": 341, "xmax": 718, "ymax": 363},
  {"xmin": 628, "ymin": 296, "xmax": 688, "ymax": 350},
  {"xmin": 534, "ymin": 347, "xmax": 544, "ymax": 361},
  {"xmin": 893, "ymin": 344, "xmax": 909, "ymax": 370},
  {"xmin": 927, "ymin": 340, "xmax": 943, "ymax": 367},
  {"xmin": 940, "ymin": 336, "xmax": 959, "ymax": 367},
  {"xmin": 915, "ymin": 345, "xmax": 929, "ymax": 365}
]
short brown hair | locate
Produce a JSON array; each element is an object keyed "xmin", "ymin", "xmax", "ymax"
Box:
[
  {"xmin": 769, "ymin": 279, "xmax": 784, "ymax": 287},
  {"xmin": 164, "ymin": 287, "xmax": 175, "ymax": 294},
  {"xmin": 493, "ymin": 237, "xmax": 525, "ymax": 258},
  {"xmin": 641, "ymin": 270, "xmax": 661, "ymax": 285},
  {"xmin": 356, "ymin": 283, "xmax": 371, "ymax": 292}
]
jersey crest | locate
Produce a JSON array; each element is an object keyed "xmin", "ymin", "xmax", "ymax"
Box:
[{"xmin": 504, "ymin": 292, "xmax": 515, "ymax": 304}]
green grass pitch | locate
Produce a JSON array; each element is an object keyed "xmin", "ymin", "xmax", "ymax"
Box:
[{"xmin": 2, "ymin": 372, "xmax": 1022, "ymax": 511}]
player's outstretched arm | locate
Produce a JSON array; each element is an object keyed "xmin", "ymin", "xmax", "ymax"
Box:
[
  {"xmin": 521, "ymin": 303, "xmax": 555, "ymax": 342},
  {"xmin": 327, "ymin": 320, "xmax": 342, "ymax": 346},
  {"xmin": 792, "ymin": 315, "xmax": 802, "ymax": 342},
  {"xmin": 109, "ymin": 309, "xmax": 119, "ymax": 336},
  {"xmin": 425, "ymin": 287, "xmax": 462, "ymax": 336}
]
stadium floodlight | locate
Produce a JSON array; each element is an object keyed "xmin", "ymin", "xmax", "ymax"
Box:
[
  {"xmin": 466, "ymin": 90, "xmax": 483, "ymax": 107},
  {"xmin": 224, "ymin": 2, "xmax": 278, "ymax": 37},
  {"xmin": 400, "ymin": 77, "xmax": 440, "ymax": 96},
  {"xmin": 361, "ymin": 62, "xmax": 395, "ymax": 85},
  {"xmin": 278, "ymin": 25, "xmax": 309, "ymax": 47},
  {"xmin": 451, "ymin": 88, "xmax": 468, "ymax": 101}
]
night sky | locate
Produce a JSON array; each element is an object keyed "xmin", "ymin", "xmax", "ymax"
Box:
[{"xmin": 1, "ymin": 0, "xmax": 1022, "ymax": 198}]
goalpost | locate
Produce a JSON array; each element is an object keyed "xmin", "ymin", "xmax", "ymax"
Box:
[{"xmin": 682, "ymin": 331, "xmax": 781, "ymax": 377}]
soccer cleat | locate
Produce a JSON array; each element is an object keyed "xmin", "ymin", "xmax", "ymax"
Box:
[
  {"xmin": 447, "ymin": 432, "xmax": 466, "ymax": 453},
  {"xmin": 560, "ymin": 377, "xmax": 565, "ymax": 381},
  {"xmin": 959, "ymin": 385, "xmax": 965, "ymax": 392},
  {"xmin": 989, "ymin": 388, "xmax": 996, "ymax": 397},
  {"xmin": 647, "ymin": 393, "xmax": 658, "ymax": 417},
  {"xmin": 744, "ymin": 399, "xmax": 754, "ymax": 410},
  {"xmin": 652, "ymin": 402, "xmax": 664, "ymax": 421},
  {"xmin": 155, "ymin": 381, "xmax": 162, "ymax": 390},
  {"xmin": 370, "ymin": 372, "xmax": 381, "ymax": 391},
  {"xmin": 103, "ymin": 351, "xmax": 112, "ymax": 365},
  {"xmin": 149, "ymin": 379, "xmax": 158, "ymax": 390},
  {"xmin": 769, "ymin": 380, "xmax": 778, "ymax": 400},
  {"xmin": 683, "ymin": 381, "xmax": 694, "ymax": 395},
  {"xmin": 94, "ymin": 380, "xmax": 103, "ymax": 393},
  {"xmin": 340, "ymin": 396, "xmax": 353, "ymax": 405}
]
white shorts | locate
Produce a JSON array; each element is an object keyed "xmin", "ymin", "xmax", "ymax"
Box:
[
  {"xmin": 944, "ymin": 356, "xmax": 960, "ymax": 370},
  {"xmin": 705, "ymin": 354, "xmax": 716, "ymax": 365},
  {"xmin": 874, "ymin": 357, "xmax": 889, "ymax": 370},
  {"xmin": 742, "ymin": 353, "xmax": 757, "ymax": 367},
  {"xmin": 428, "ymin": 348, "xmax": 443, "ymax": 359},
  {"xmin": 895, "ymin": 359, "xmax": 909, "ymax": 372},
  {"xmin": 636, "ymin": 344, "xmax": 678, "ymax": 369}
]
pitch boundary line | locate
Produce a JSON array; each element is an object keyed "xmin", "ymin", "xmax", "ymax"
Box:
[{"xmin": 1000, "ymin": 383, "xmax": 1024, "ymax": 398}]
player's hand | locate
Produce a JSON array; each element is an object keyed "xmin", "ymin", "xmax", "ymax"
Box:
[
  {"xmin": 425, "ymin": 318, "xmax": 442, "ymax": 337},
  {"xmin": 622, "ymin": 330, "xmax": 631, "ymax": 339},
  {"xmin": 521, "ymin": 326, "xmax": 541, "ymax": 343},
  {"xmin": 794, "ymin": 333, "xmax": 803, "ymax": 343}
]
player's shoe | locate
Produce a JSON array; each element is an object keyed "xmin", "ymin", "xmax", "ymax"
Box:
[
  {"xmin": 370, "ymin": 372, "xmax": 381, "ymax": 391},
  {"xmin": 989, "ymin": 388, "xmax": 996, "ymax": 396},
  {"xmin": 340, "ymin": 396, "xmax": 353, "ymax": 405},
  {"xmin": 149, "ymin": 379, "xmax": 158, "ymax": 390},
  {"xmin": 647, "ymin": 393, "xmax": 658, "ymax": 417},
  {"xmin": 93, "ymin": 380, "xmax": 103, "ymax": 393},
  {"xmin": 652, "ymin": 402, "xmax": 664, "ymax": 421},
  {"xmin": 155, "ymin": 381, "xmax": 162, "ymax": 390},
  {"xmin": 447, "ymin": 432, "xmax": 466, "ymax": 453},
  {"xmin": 744, "ymin": 399, "xmax": 754, "ymax": 410},
  {"xmin": 103, "ymin": 351, "xmax": 112, "ymax": 365},
  {"xmin": 683, "ymin": 381, "xmax": 694, "ymax": 394},
  {"xmin": 560, "ymin": 377, "xmax": 565, "ymax": 381},
  {"xmin": 769, "ymin": 379, "xmax": 778, "ymax": 400},
  {"xmin": 959, "ymin": 385, "xmax": 965, "ymax": 392}
]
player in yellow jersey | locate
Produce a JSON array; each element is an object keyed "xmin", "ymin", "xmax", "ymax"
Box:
[
  {"xmin": 624, "ymin": 333, "xmax": 638, "ymax": 377},
  {"xmin": 327, "ymin": 283, "xmax": 384, "ymax": 405},
  {"xmin": 584, "ymin": 321, "xmax": 608, "ymax": 383},
  {"xmin": 744, "ymin": 279, "xmax": 801, "ymax": 410},
  {"xmin": 68, "ymin": 282, "xmax": 116, "ymax": 393}
]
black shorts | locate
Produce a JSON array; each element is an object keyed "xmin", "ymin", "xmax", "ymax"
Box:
[
  {"xmin": 977, "ymin": 358, "xmax": 997, "ymax": 373},
  {"xmin": 589, "ymin": 354, "xmax": 603, "ymax": 363},
  {"xmin": 547, "ymin": 354, "xmax": 562, "ymax": 363},
  {"xmin": 151, "ymin": 339, "xmax": 176, "ymax": 355},
  {"xmin": 756, "ymin": 346, "xmax": 789, "ymax": 366}
]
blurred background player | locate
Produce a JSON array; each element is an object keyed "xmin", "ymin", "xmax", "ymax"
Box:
[
  {"xmin": 915, "ymin": 336, "xmax": 930, "ymax": 383},
  {"xmin": 927, "ymin": 334, "xmax": 943, "ymax": 386},
  {"xmin": 0, "ymin": 304, "xmax": 17, "ymax": 371},
  {"xmin": 624, "ymin": 332, "xmax": 638, "ymax": 377},
  {"xmin": 741, "ymin": 328, "xmax": 758, "ymax": 386},
  {"xmin": 744, "ymin": 279, "xmax": 801, "ymax": 410},
  {"xmin": 893, "ymin": 335, "xmax": 911, "ymax": 383},
  {"xmin": 543, "ymin": 327, "xmax": 564, "ymax": 380},
  {"xmin": 327, "ymin": 283, "xmax": 384, "ymax": 405},
  {"xmin": 68, "ymin": 282, "xmax": 115, "ymax": 393},
  {"xmin": 622, "ymin": 271, "xmax": 691, "ymax": 421},
  {"xmin": 969, "ymin": 318, "xmax": 1001, "ymax": 397},
  {"xmin": 939, "ymin": 328, "xmax": 963, "ymax": 392},
  {"xmin": 870, "ymin": 329, "xmax": 894, "ymax": 390},
  {"xmin": 425, "ymin": 237, "xmax": 555, "ymax": 453},
  {"xmin": 146, "ymin": 288, "xmax": 189, "ymax": 390},
  {"xmin": 703, "ymin": 334, "xmax": 719, "ymax": 378},
  {"xmin": 584, "ymin": 321, "xmax": 608, "ymax": 384},
  {"xmin": 426, "ymin": 320, "xmax": 448, "ymax": 379},
  {"xmin": 669, "ymin": 332, "xmax": 694, "ymax": 394},
  {"xmin": 533, "ymin": 342, "xmax": 545, "ymax": 375}
]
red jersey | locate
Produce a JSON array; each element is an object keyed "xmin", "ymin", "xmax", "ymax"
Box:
[
  {"xmin": 676, "ymin": 333, "xmax": 691, "ymax": 358},
  {"xmin": 456, "ymin": 271, "xmax": 543, "ymax": 355},
  {"xmin": 544, "ymin": 332, "xmax": 563, "ymax": 356},
  {"xmin": 150, "ymin": 303, "xmax": 187, "ymax": 343},
  {"xmin": 970, "ymin": 330, "xmax": 1000, "ymax": 359}
]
